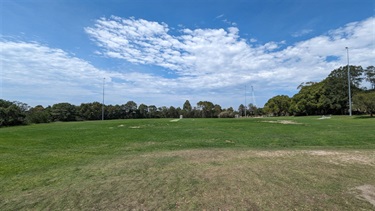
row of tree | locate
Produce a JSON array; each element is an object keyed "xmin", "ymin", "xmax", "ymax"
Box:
[
  {"xmin": 1, "ymin": 99, "xmax": 263, "ymax": 127},
  {"xmin": 1, "ymin": 65, "xmax": 374, "ymax": 127},
  {"xmin": 264, "ymin": 65, "xmax": 375, "ymax": 116}
]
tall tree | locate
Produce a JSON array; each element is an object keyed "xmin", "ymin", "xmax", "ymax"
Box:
[
  {"xmin": 138, "ymin": 104, "xmax": 149, "ymax": 118},
  {"xmin": 248, "ymin": 103, "xmax": 258, "ymax": 116},
  {"xmin": 106, "ymin": 104, "xmax": 122, "ymax": 119},
  {"xmin": 0, "ymin": 99, "xmax": 28, "ymax": 126},
  {"xmin": 264, "ymin": 95, "xmax": 291, "ymax": 116},
  {"xmin": 78, "ymin": 102, "xmax": 102, "ymax": 120},
  {"xmin": 353, "ymin": 91, "xmax": 375, "ymax": 116},
  {"xmin": 123, "ymin": 101, "xmax": 137, "ymax": 118},
  {"xmin": 158, "ymin": 106, "xmax": 169, "ymax": 118},
  {"xmin": 197, "ymin": 101, "xmax": 215, "ymax": 118},
  {"xmin": 290, "ymin": 81, "xmax": 327, "ymax": 115},
  {"xmin": 213, "ymin": 104, "xmax": 222, "ymax": 117},
  {"xmin": 364, "ymin": 66, "xmax": 375, "ymax": 90},
  {"xmin": 238, "ymin": 104, "xmax": 245, "ymax": 117},
  {"xmin": 323, "ymin": 65, "xmax": 364, "ymax": 114},
  {"xmin": 182, "ymin": 100, "xmax": 192, "ymax": 118},
  {"xmin": 27, "ymin": 105, "xmax": 50, "ymax": 123},
  {"xmin": 167, "ymin": 106, "xmax": 179, "ymax": 118},
  {"xmin": 148, "ymin": 105, "xmax": 158, "ymax": 118},
  {"xmin": 50, "ymin": 103, "xmax": 77, "ymax": 122}
]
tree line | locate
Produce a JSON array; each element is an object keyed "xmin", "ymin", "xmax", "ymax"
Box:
[
  {"xmin": 1, "ymin": 65, "xmax": 374, "ymax": 127},
  {"xmin": 0, "ymin": 99, "xmax": 264, "ymax": 127},
  {"xmin": 263, "ymin": 65, "xmax": 375, "ymax": 116}
]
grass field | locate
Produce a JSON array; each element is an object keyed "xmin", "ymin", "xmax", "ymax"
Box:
[{"xmin": 1, "ymin": 116, "xmax": 375, "ymax": 210}]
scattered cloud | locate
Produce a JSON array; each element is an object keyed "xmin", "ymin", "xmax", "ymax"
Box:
[
  {"xmin": 215, "ymin": 14, "xmax": 224, "ymax": 19},
  {"xmin": 223, "ymin": 19, "xmax": 237, "ymax": 26},
  {"xmin": 86, "ymin": 16, "xmax": 374, "ymax": 87},
  {"xmin": 1, "ymin": 16, "xmax": 374, "ymax": 108},
  {"xmin": 1, "ymin": 41, "xmax": 109, "ymax": 105},
  {"xmin": 291, "ymin": 29, "xmax": 313, "ymax": 37},
  {"xmin": 214, "ymin": 14, "xmax": 237, "ymax": 26}
]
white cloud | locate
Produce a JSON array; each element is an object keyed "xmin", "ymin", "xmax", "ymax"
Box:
[
  {"xmin": 84, "ymin": 16, "xmax": 374, "ymax": 106},
  {"xmin": 215, "ymin": 14, "xmax": 224, "ymax": 19},
  {"xmin": 1, "ymin": 17, "xmax": 374, "ymax": 108},
  {"xmin": 292, "ymin": 29, "xmax": 313, "ymax": 37},
  {"xmin": 0, "ymin": 41, "xmax": 110, "ymax": 105},
  {"xmin": 0, "ymin": 40, "xmax": 219, "ymax": 107}
]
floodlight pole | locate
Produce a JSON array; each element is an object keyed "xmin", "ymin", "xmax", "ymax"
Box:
[
  {"xmin": 251, "ymin": 85, "xmax": 256, "ymax": 107},
  {"xmin": 102, "ymin": 77, "xmax": 105, "ymax": 120},
  {"xmin": 244, "ymin": 85, "xmax": 247, "ymax": 117},
  {"xmin": 346, "ymin": 47, "xmax": 352, "ymax": 116}
]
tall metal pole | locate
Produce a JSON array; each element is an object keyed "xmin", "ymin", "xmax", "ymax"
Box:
[
  {"xmin": 244, "ymin": 85, "xmax": 247, "ymax": 117},
  {"xmin": 251, "ymin": 86, "xmax": 256, "ymax": 107},
  {"xmin": 346, "ymin": 47, "xmax": 352, "ymax": 116},
  {"xmin": 102, "ymin": 77, "xmax": 105, "ymax": 120}
]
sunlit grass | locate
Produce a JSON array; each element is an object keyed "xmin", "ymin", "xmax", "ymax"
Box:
[{"xmin": 1, "ymin": 116, "xmax": 374, "ymax": 210}]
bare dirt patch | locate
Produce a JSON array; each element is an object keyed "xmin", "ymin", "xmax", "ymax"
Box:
[
  {"xmin": 307, "ymin": 150, "xmax": 375, "ymax": 166},
  {"xmin": 170, "ymin": 119, "xmax": 180, "ymax": 122},
  {"xmin": 261, "ymin": 120, "xmax": 302, "ymax": 125},
  {"xmin": 129, "ymin": 126, "xmax": 141, "ymax": 129},
  {"xmin": 253, "ymin": 150, "xmax": 296, "ymax": 157},
  {"xmin": 353, "ymin": 185, "xmax": 375, "ymax": 208},
  {"xmin": 308, "ymin": 150, "xmax": 341, "ymax": 156}
]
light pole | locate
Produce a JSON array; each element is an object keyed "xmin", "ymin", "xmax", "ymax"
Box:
[
  {"xmin": 251, "ymin": 85, "xmax": 256, "ymax": 107},
  {"xmin": 346, "ymin": 47, "xmax": 352, "ymax": 116},
  {"xmin": 244, "ymin": 85, "xmax": 247, "ymax": 117},
  {"xmin": 102, "ymin": 77, "xmax": 105, "ymax": 120}
]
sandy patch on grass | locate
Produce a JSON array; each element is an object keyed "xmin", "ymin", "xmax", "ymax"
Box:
[
  {"xmin": 318, "ymin": 116, "xmax": 331, "ymax": 120},
  {"xmin": 261, "ymin": 120, "xmax": 302, "ymax": 125},
  {"xmin": 307, "ymin": 150, "xmax": 375, "ymax": 166},
  {"xmin": 336, "ymin": 154, "xmax": 375, "ymax": 166},
  {"xmin": 170, "ymin": 119, "xmax": 180, "ymax": 122},
  {"xmin": 253, "ymin": 150, "xmax": 296, "ymax": 157},
  {"xmin": 353, "ymin": 185, "xmax": 375, "ymax": 208},
  {"xmin": 308, "ymin": 150, "xmax": 341, "ymax": 156},
  {"xmin": 129, "ymin": 126, "xmax": 141, "ymax": 129}
]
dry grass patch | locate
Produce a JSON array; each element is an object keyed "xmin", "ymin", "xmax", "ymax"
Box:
[
  {"xmin": 307, "ymin": 150, "xmax": 375, "ymax": 166},
  {"xmin": 2, "ymin": 149, "xmax": 374, "ymax": 210},
  {"xmin": 354, "ymin": 185, "xmax": 375, "ymax": 208}
]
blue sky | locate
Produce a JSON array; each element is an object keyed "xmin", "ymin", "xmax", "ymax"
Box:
[{"xmin": 1, "ymin": 0, "xmax": 374, "ymax": 109}]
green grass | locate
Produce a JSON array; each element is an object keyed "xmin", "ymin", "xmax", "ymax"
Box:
[{"xmin": 1, "ymin": 116, "xmax": 375, "ymax": 210}]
